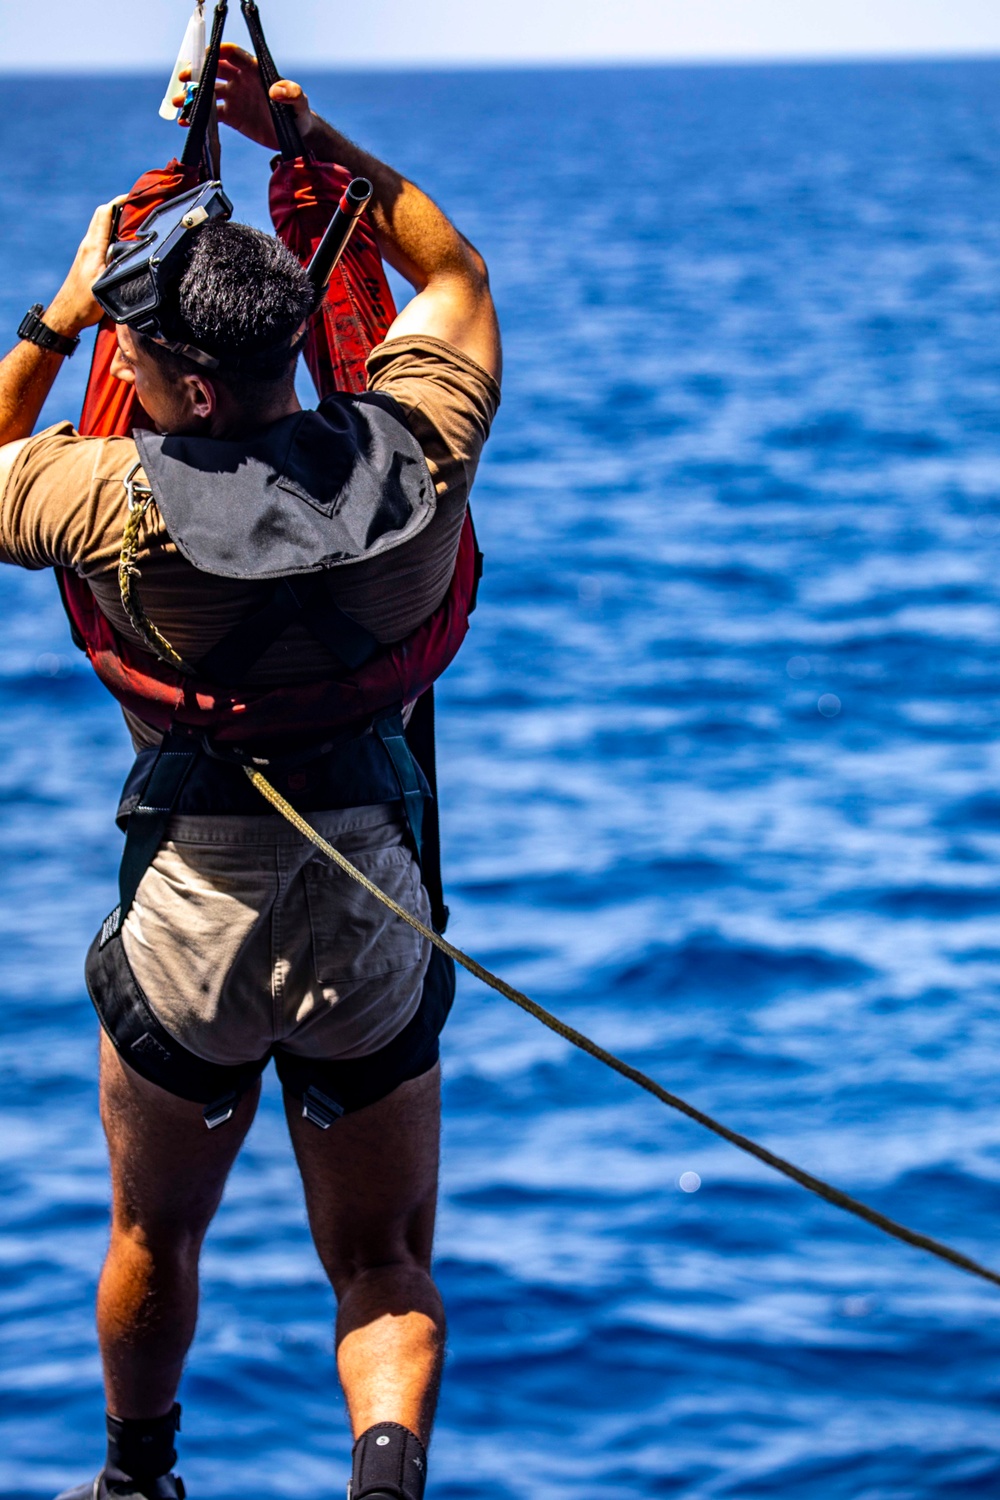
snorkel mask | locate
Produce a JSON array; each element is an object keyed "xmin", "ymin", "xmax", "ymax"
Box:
[
  {"xmin": 92, "ymin": 175, "xmax": 373, "ymax": 373},
  {"xmin": 92, "ymin": 181, "xmax": 234, "ymax": 369}
]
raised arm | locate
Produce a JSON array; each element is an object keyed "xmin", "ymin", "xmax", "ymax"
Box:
[
  {"xmin": 0, "ymin": 199, "xmax": 119, "ymax": 491},
  {"xmin": 209, "ymin": 48, "xmax": 501, "ymax": 382}
]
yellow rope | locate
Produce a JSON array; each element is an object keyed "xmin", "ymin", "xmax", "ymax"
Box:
[
  {"xmin": 118, "ymin": 471, "xmax": 193, "ymax": 676},
  {"xmin": 246, "ymin": 764, "xmax": 1000, "ymax": 1292}
]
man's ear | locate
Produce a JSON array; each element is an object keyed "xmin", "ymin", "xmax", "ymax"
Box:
[{"xmin": 184, "ymin": 372, "xmax": 217, "ymax": 421}]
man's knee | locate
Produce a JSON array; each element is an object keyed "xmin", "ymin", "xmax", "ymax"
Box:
[
  {"xmin": 107, "ymin": 1212, "xmax": 203, "ymax": 1269},
  {"xmin": 325, "ymin": 1237, "xmax": 436, "ymax": 1302},
  {"xmin": 315, "ymin": 1182, "xmax": 438, "ymax": 1294}
]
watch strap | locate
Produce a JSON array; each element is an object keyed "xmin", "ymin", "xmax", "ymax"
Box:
[{"xmin": 18, "ymin": 304, "xmax": 80, "ymax": 358}]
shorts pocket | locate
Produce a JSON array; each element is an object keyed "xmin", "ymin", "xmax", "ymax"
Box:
[{"xmin": 303, "ymin": 845, "xmax": 428, "ymax": 985}]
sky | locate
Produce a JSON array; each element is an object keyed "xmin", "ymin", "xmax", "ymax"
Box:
[{"xmin": 1, "ymin": 0, "xmax": 999, "ymax": 71}]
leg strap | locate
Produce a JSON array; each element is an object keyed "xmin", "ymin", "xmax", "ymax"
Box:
[
  {"xmin": 349, "ymin": 1423, "xmax": 427, "ymax": 1500},
  {"xmin": 105, "ymin": 1405, "xmax": 181, "ymax": 1486},
  {"xmin": 86, "ymin": 924, "xmax": 266, "ymax": 1121}
]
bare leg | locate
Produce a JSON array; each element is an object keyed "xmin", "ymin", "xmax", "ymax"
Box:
[
  {"xmin": 97, "ymin": 1030, "xmax": 260, "ymax": 1419},
  {"xmin": 284, "ymin": 1063, "xmax": 444, "ymax": 1446}
]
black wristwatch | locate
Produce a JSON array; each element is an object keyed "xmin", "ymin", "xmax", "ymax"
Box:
[{"xmin": 17, "ymin": 304, "xmax": 80, "ymax": 358}]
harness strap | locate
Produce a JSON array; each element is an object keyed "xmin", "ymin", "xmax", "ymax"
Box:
[
  {"xmin": 194, "ymin": 580, "xmax": 301, "ymax": 685},
  {"xmin": 291, "ymin": 576, "xmax": 380, "ymax": 670},
  {"xmin": 405, "ymin": 689, "xmax": 448, "ymax": 931},
  {"xmin": 240, "ymin": 0, "xmax": 306, "ymax": 162},
  {"xmin": 195, "ymin": 575, "xmax": 379, "ymax": 686},
  {"xmin": 104, "ymin": 713, "xmax": 427, "ymax": 948},
  {"xmin": 180, "ymin": 0, "xmax": 229, "ymax": 174},
  {"xmin": 102, "ymin": 736, "xmax": 199, "ymax": 944},
  {"xmin": 469, "ymin": 510, "xmax": 485, "ymax": 614},
  {"xmin": 375, "ymin": 713, "xmax": 425, "ymax": 861}
]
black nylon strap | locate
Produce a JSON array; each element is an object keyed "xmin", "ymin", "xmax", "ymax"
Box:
[
  {"xmin": 86, "ymin": 922, "xmax": 266, "ymax": 1105},
  {"xmin": 240, "ymin": 0, "xmax": 305, "ymax": 161},
  {"xmin": 275, "ymin": 944, "xmax": 454, "ymax": 1116},
  {"xmin": 108, "ymin": 738, "xmax": 199, "ymax": 940},
  {"xmin": 468, "ymin": 506, "xmax": 485, "ymax": 614},
  {"xmin": 405, "ymin": 689, "xmax": 448, "ymax": 931},
  {"xmin": 195, "ymin": 580, "xmax": 301, "ymax": 686},
  {"xmin": 292, "ymin": 576, "xmax": 379, "ymax": 670},
  {"xmin": 375, "ymin": 713, "xmax": 424, "ymax": 860},
  {"xmin": 181, "ymin": 1, "xmax": 229, "ymax": 172},
  {"xmin": 350, "ymin": 1423, "xmax": 427, "ymax": 1500},
  {"xmin": 195, "ymin": 576, "xmax": 379, "ymax": 686},
  {"xmin": 109, "ymin": 710, "xmax": 419, "ymax": 941}
]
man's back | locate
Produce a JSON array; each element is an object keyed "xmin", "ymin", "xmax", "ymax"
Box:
[{"xmin": 2, "ymin": 333, "xmax": 498, "ymax": 747}]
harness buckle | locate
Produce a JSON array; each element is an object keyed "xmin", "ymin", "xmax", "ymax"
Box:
[
  {"xmin": 203, "ymin": 1092, "xmax": 239, "ymax": 1130},
  {"xmin": 301, "ymin": 1085, "xmax": 344, "ymax": 1130},
  {"xmin": 123, "ymin": 459, "xmax": 154, "ymax": 514},
  {"xmin": 99, "ymin": 905, "xmax": 123, "ymax": 949}
]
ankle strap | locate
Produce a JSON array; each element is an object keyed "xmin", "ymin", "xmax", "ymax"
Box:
[{"xmin": 349, "ymin": 1423, "xmax": 427, "ymax": 1500}]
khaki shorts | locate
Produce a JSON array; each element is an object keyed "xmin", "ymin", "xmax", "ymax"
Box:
[{"xmin": 121, "ymin": 803, "xmax": 432, "ymax": 1067}]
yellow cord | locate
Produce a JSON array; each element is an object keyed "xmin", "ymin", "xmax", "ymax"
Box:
[
  {"xmin": 107, "ymin": 455, "xmax": 997, "ymax": 1289},
  {"xmin": 246, "ymin": 764, "xmax": 1000, "ymax": 1293},
  {"xmin": 118, "ymin": 469, "xmax": 194, "ymax": 675}
]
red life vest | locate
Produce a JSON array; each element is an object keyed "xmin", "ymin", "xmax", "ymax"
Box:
[{"xmin": 63, "ymin": 155, "xmax": 480, "ymax": 745}]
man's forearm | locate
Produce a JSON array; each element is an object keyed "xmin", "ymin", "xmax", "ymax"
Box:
[
  {"xmin": 0, "ymin": 339, "xmax": 66, "ymax": 445},
  {"xmin": 246, "ymin": 70, "xmax": 499, "ymax": 375},
  {"xmin": 301, "ymin": 116, "xmax": 482, "ymax": 292},
  {"xmin": 0, "ymin": 199, "xmax": 120, "ymax": 447},
  {"xmin": 0, "ymin": 285, "xmax": 96, "ymax": 445}
]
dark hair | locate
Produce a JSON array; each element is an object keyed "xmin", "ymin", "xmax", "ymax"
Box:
[{"xmin": 139, "ymin": 220, "xmax": 315, "ymax": 405}]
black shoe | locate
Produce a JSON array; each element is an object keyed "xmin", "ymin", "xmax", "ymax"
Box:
[{"xmin": 54, "ymin": 1471, "xmax": 186, "ymax": 1500}]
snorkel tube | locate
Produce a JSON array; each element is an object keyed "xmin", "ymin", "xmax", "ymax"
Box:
[
  {"xmin": 307, "ymin": 177, "xmax": 374, "ymax": 293},
  {"xmin": 236, "ymin": 1, "xmax": 396, "ymax": 387}
]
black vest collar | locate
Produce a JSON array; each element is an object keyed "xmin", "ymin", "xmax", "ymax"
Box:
[{"xmin": 134, "ymin": 391, "xmax": 435, "ymax": 580}]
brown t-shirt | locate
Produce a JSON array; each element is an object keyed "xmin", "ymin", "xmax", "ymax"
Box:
[{"xmin": 0, "ymin": 335, "xmax": 499, "ymax": 748}]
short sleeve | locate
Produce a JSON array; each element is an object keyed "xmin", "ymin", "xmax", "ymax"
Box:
[
  {"xmin": 365, "ymin": 335, "xmax": 501, "ymax": 511},
  {"xmin": 0, "ymin": 424, "xmax": 142, "ymax": 572}
]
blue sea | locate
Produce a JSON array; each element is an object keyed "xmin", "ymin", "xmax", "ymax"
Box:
[{"xmin": 1, "ymin": 56, "xmax": 1000, "ymax": 1500}]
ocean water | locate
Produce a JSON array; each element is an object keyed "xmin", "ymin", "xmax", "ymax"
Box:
[{"xmin": 1, "ymin": 56, "xmax": 1000, "ymax": 1500}]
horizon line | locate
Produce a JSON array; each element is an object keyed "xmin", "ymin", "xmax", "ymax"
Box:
[{"xmin": 1, "ymin": 48, "xmax": 999, "ymax": 78}]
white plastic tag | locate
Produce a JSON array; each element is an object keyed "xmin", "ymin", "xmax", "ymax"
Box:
[{"xmin": 158, "ymin": 2, "xmax": 207, "ymax": 122}]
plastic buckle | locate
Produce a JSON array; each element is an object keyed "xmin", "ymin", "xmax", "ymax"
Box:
[
  {"xmin": 178, "ymin": 80, "xmax": 199, "ymax": 126},
  {"xmin": 203, "ymin": 1092, "xmax": 238, "ymax": 1130},
  {"xmin": 301, "ymin": 1085, "xmax": 344, "ymax": 1130}
]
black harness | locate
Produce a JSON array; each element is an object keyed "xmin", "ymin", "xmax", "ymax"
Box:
[
  {"xmin": 102, "ymin": 587, "xmax": 439, "ymax": 951},
  {"xmin": 86, "ymin": 543, "xmax": 454, "ymax": 1130},
  {"xmin": 93, "ymin": 389, "xmax": 451, "ymax": 945}
]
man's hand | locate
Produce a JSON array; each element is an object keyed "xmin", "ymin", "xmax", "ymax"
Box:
[
  {"xmin": 176, "ymin": 49, "xmax": 501, "ymax": 380},
  {"xmin": 0, "ymin": 194, "xmax": 125, "ymax": 455},
  {"xmin": 176, "ymin": 44, "xmax": 315, "ymax": 149},
  {"xmin": 45, "ymin": 197, "xmax": 125, "ymax": 339}
]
